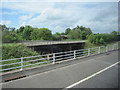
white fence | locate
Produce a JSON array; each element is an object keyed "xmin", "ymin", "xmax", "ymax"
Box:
[{"xmin": 0, "ymin": 43, "xmax": 119, "ymax": 72}]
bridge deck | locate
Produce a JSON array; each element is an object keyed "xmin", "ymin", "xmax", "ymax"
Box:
[{"xmin": 20, "ymin": 40, "xmax": 86, "ymax": 46}]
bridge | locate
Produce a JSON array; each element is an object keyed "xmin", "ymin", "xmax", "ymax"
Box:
[
  {"xmin": 1, "ymin": 42, "xmax": 119, "ymax": 89},
  {"xmin": 19, "ymin": 40, "xmax": 86, "ymax": 54},
  {"xmin": 20, "ymin": 40, "xmax": 86, "ymax": 46}
]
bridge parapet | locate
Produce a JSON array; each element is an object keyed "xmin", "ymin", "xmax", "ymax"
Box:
[{"xmin": 20, "ymin": 40, "xmax": 86, "ymax": 46}]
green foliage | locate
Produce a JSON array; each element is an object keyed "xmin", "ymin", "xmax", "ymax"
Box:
[
  {"xmin": 99, "ymin": 38, "xmax": 105, "ymax": 44},
  {"xmin": 23, "ymin": 25, "xmax": 33, "ymax": 40},
  {"xmin": 2, "ymin": 44, "xmax": 39, "ymax": 60},
  {"xmin": 1, "ymin": 24, "xmax": 119, "ymax": 43},
  {"xmin": 68, "ymin": 30, "xmax": 80, "ymax": 39},
  {"xmin": 52, "ymin": 34, "xmax": 61, "ymax": 40},
  {"xmin": 95, "ymin": 38, "xmax": 99, "ymax": 44},
  {"xmin": 88, "ymin": 31, "xmax": 119, "ymax": 45},
  {"xmin": 30, "ymin": 28, "xmax": 52, "ymax": 40},
  {"xmin": 65, "ymin": 28, "xmax": 71, "ymax": 35},
  {"xmin": 80, "ymin": 31, "xmax": 87, "ymax": 40},
  {"xmin": 67, "ymin": 25, "xmax": 92, "ymax": 40},
  {"xmin": 1, "ymin": 25, "xmax": 19, "ymax": 42}
]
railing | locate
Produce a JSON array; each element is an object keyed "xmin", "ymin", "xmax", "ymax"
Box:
[
  {"xmin": 0, "ymin": 43, "xmax": 119, "ymax": 72},
  {"xmin": 20, "ymin": 40, "xmax": 86, "ymax": 46}
]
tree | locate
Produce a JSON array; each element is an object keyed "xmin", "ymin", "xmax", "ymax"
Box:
[
  {"xmin": 68, "ymin": 30, "xmax": 80, "ymax": 39},
  {"xmin": 17, "ymin": 26, "xmax": 24, "ymax": 33},
  {"xmin": 23, "ymin": 25, "xmax": 33, "ymax": 40},
  {"xmin": 52, "ymin": 34, "xmax": 61, "ymax": 40},
  {"xmin": 85, "ymin": 28, "xmax": 92, "ymax": 35},
  {"xmin": 95, "ymin": 38, "xmax": 99, "ymax": 44},
  {"xmin": 30, "ymin": 28, "xmax": 52, "ymax": 40},
  {"xmin": 99, "ymin": 38, "xmax": 105, "ymax": 44},
  {"xmin": 80, "ymin": 31, "xmax": 87, "ymax": 40},
  {"xmin": 65, "ymin": 28, "xmax": 71, "ymax": 35},
  {"xmin": 88, "ymin": 34, "xmax": 94, "ymax": 43},
  {"xmin": 111, "ymin": 31, "xmax": 117, "ymax": 35}
]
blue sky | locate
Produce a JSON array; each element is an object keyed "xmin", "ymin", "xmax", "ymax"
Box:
[{"xmin": 1, "ymin": 0, "xmax": 118, "ymax": 34}]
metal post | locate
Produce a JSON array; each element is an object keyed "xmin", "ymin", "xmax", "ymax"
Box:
[
  {"xmin": 98, "ymin": 47, "xmax": 101, "ymax": 54},
  {"xmin": 47, "ymin": 54, "xmax": 50, "ymax": 60},
  {"xmin": 74, "ymin": 50, "xmax": 76, "ymax": 59},
  {"xmin": 106, "ymin": 46, "xmax": 108, "ymax": 52},
  {"xmin": 112, "ymin": 45, "xmax": 114, "ymax": 50},
  {"xmin": 20, "ymin": 57, "xmax": 23, "ymax": 71},
  {"xmin": 53, "ymin": 53, "xmax": 55, "ymax": 64},
  {"xmin": 88, "ymin": 48, "xmax": 90, "ymax": 56}
]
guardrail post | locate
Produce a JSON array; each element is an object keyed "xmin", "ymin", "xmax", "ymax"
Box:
[
  {"xmin": 20, "ymin": 57, "xmax": 23, "ymax": 71},
  {"xmin": 74, "ymin": 50, "xmax": 76, "ymax": 59},
  {"xmin": 47, "ymin": 54, "xmax": 50, "ymax": 60},
  {"xmin": 112, "ymin": 45, "xmax": 114, "ymax": 50},
  {"xmin": 98, "ymin": 47, "xmax": 101, "ymax": 54},
  {"xmin": 106, "ymin": 46, "xmax": 108, "ymax": 52},
  {"xmin": 53, "ymin": 53, "xmax": 55, "ymax": 64},
  {"xmin": 88, "ymin": 48, "xmax": 90, "ymax": 56}
]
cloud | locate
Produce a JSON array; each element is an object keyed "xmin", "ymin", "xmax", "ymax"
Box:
[
  {"xmin": 2, "ymin": 2, "xmax": 118, "ymax": 34},
  {"xmin": 27, "ymin": 7, "xmax": 80, "ymax": 33},
  {"xmin": 21, "ymin": 21, "xmax": 26, "ymax": 26},
  {"xmin": 20, "ymin": 14, "xmax": 33, "ymax": 20},
  {"xmin": 19, "ymin": 14, "xmax": 33, "ymax": 27},
  {"xmin": 2, "ymin": 11, "xmax": 18, "ymax": 15},
  {"xmin": 20, "ymin": 15, "xmax": 28, "ymax": 20},
  {"xmin": 0, "ymin": 20, "xmax": 11, "ymax": 25},
  {"xmin": 1, "ymin": 0, "xmax": 119, "ymax": 2},
  {"xmin": 27, "ymin": 2, "xmax": 118, "ymax": 33},
  {"xmin": 2, "ymin": 2, "xmax": 55, "ymax": 14}
]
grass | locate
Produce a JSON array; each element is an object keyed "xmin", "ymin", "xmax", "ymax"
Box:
[{"xmin": 2, "ymin": 43, "xmax": 22, "ymax": 47}]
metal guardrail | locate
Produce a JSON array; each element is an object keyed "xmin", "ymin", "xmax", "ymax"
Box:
[{"xmin": 0, "ymin": 43, "xmax": 119, "ymax": 72}]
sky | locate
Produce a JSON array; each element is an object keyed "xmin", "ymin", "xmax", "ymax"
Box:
[{"xmin": 0, "ymin": 0, "xmax": 118, "ymax": 34}]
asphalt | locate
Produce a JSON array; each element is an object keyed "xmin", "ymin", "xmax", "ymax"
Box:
[
  {"xmin": 73, "ymin": 64, "xmax": 119, "ymax": 88},
  {"xmin": 1, "ymin": 50, "xmax": 119, "ymax": 88}
]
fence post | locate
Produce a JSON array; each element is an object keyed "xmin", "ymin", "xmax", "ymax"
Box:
[
  {"xmin": 112, "ymin": 45, "xmax": 114, "ymax": 50},
  {"xmin": 20, "ymin": 57, "xmax": 23, "ymax": 71},
  {"xmin": 88, "ymin": 48, "xmax": 90, "ymax": 56},
  {"xmin": 98, "ymin": 47, "xmax": 101, "ymax": 54},
  {"xmin": 74, "ymin": 50, "xmax": 76, "ymax": 59},
  {"xmin": 47, "ymin": 54, "xmax": 50, "ymax": 60},
  {"xmin": 53, "ymin": 53, "xmax": 55, "ymax": 64},
  {"xmin": 106, "ymin": 46, "xmax": 108, "ymax": 52}
]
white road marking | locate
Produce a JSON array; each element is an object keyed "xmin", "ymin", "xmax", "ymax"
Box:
[{"xmin": 65, "ymin": 61, "xmax": 120, "ymax": 89}]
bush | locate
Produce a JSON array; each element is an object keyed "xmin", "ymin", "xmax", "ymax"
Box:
[{"xmin": 2, "ymin": 43, "xmax": 39, "ymax": 60}]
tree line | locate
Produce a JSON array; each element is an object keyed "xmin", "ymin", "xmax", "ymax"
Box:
[
  {"xmin": 88, "ymin": 31, "xmax": 119, "ymax": 45},
  {"xmin": 1, "ymin": 24, "xmax": 119, "ymax": 45}
]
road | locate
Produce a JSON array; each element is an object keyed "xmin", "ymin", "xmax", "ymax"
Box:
[{"xmin": 2, "ymin": 50, "xmax": 119, "ymax": 88}]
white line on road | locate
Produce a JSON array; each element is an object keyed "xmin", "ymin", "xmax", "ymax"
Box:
[{"xmin": 65, "ymin": 61, "xmax": 120, "ymax": 89}]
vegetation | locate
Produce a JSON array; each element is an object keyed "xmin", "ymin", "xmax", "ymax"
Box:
[
  {"xmin": 1, "ymin": 24, "xmax": 120, "ymax": 60},
  {"xmin": 2, "ymin": 43, "xmax": 39, "ymax": 60},
  {"xmin": 1, "ymin": 24, "xmax": 119, "ymax": 44},
  {"xmin": 67, "ymin": 26, "xmax": 92, "ymax": 40},
  {"xmin": 88, "ymin": 31, "xmax": 119, "ymax": 45},
  {"xmin": 1, "ymin": 24, "xmax": 93, "ymax": 42}
]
